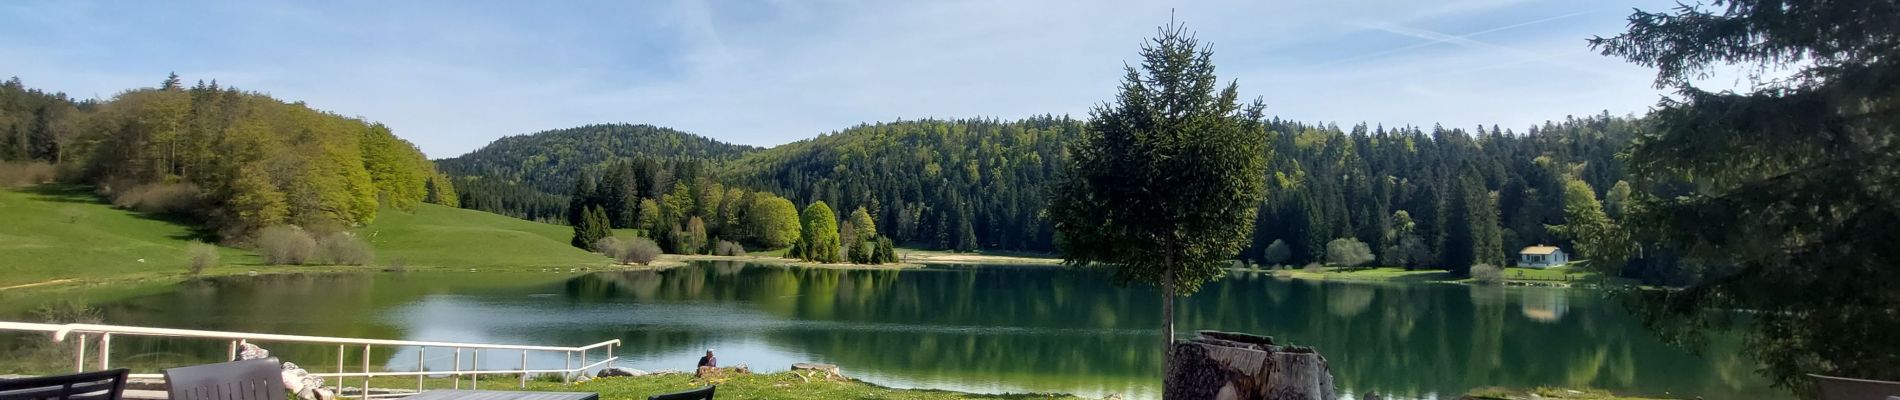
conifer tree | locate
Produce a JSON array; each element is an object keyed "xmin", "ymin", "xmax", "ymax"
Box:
[{"xmin": 1048, "ymin": 21, "xmax": 1269, "ymax": 363}]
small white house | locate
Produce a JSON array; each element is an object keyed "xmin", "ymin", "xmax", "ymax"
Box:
[{"xmin": 1518, "ymin": 245, "xmax": 1568, "ymax": 268}]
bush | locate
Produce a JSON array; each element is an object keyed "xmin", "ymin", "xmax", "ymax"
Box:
[
  {"xmin": 596, "ymin": 237, "xmax": 662, "ymax": 265},
  {"xmin": 109, "ymin": 182, "xmax": 204, "ymax": 215},
  {"xmin": 186, "ymin": 241, "xmax": 219, "ymax": 276},
  {"xmin": 1325, "ymin": 238, "xmax": 1375, "ymax": 270},
  {"xmin": 714, "ymin": 240, "xmax": 746, "ymax": 256},
  {"xmin": 257, "ymin": 225, "xmax": 317, "ymax": 265},
  {"xmin": 1471, "ymin": 264, "xmax": 1504, "ymax": 285},
  {"xmin": 317, "ymin": 232, "xmax": 375, "ymax": 265},
  {"xmin": 1263, "ymin": 239, "xmax": 1291, "ymax": 265},
  {"xmin": 1303, "ymin": 262, "xmax": 1324, "ymax": 273},
  {"xmin": 594, "ymin": 237, "xmax": 626, "ymax": 257},
  {"xmin": 0, "ymin": 162, "xmax": 56, "ymax": 187},
  {"xmin": 32, "ymin": 299, "xmax": 102, "ymax": 324},
  {"xmin": 624, "ymin": 237, "xmax": 662, "ymax": 265}
]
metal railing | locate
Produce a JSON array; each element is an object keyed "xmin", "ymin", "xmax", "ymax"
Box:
[{"xmin": 0, "ymin": 321, "xmax": 620, "ymax": 398}]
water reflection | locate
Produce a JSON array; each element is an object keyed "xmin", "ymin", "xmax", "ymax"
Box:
[
  {"xmin": 2, "ymin": 263, "xmax": 1784, "ymax": 400},
  {"xmin": 1521, "ymin": 288, "xmax": 1569, "ymax": 323}
]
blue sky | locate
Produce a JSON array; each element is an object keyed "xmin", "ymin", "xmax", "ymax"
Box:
[{"xmin": 0, "ymin": 0, "xmax": 1675, "ymax": 158}]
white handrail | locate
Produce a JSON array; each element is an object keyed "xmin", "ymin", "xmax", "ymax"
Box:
[
  {"xmin": 42, "ymin": 323, "xmax": 619, "ymax": 352},
  {"xmin": 0, "ymin": 320, "xmax": 622, "ymax": 394}
]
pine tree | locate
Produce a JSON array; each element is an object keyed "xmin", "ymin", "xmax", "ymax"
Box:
[
  {"xmin": 1595, "ymin": 1, "xmax": 1900, "ymax": 386},
  {"xmin": 1047, "ymin": 21, "xmax": 1269, "ymax": 364},
  {"xmin": 572, "ymin": 205, "xmax": 611, "ymax": 250},
  {"xmin": 568, "ymin": 172, "xmax": 596, "ymax": 226},
  {"xmin": 1444, "ymin": 166, "xmax": 1501, "ymax": 275},
  {"xmin": 160, "ymin": 72, "xmax": 182, "ymax": 91}
]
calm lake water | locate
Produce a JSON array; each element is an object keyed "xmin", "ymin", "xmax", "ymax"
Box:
[{"xmin": 3, "ymin": 262, "xmax": 1782, "ymax": 399}]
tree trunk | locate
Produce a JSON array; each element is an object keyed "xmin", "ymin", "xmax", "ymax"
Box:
[
  {"xmin": 1164, "ymin": 331, "xmax": 1337, "ymax": 400},
  {"xmin": 1162, "ymin": 272, "xmax": 1175, "ymax": 359}
]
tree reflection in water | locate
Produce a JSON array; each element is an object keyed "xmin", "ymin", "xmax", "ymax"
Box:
[{"xmin": 11, "ymin": 262, "xmax": 1784, "ymax": 400}]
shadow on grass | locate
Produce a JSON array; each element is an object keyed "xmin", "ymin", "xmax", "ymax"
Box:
[
  {"xmin": 15, "ymin": 183, "xmax": 222, "ymax": 243},
  {"xmin": 17, "ymin": 183, "xmax": 103, "ymax": 204}
]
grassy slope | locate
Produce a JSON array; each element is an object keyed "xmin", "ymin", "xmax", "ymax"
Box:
[
  {"xmin": 0, "ymin": 185, "xmax": 253, "ymax": 287},
  {"xmin": 0, "ymin": 185, "xmax": 609, "ymax": 288},
  {"xmin": 358, "ymin": 202, "xmax": 608, "ymax": 269}
]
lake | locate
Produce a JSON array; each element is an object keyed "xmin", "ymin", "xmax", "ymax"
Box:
[{"xmin": 0, "ymin": 262, "xmax": 1782, "ymax": 399}]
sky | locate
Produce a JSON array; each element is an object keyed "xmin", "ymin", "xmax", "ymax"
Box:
[{"xmin": 0, "ymin": 0, "xmax": 1678, "ymax": 158}]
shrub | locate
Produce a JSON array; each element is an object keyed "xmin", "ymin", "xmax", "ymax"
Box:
[
  {"xmin": 0, "ymin": 162, "xmax": 56, "ymax": 187},
  {"xmin": 186, "ymin": 241, "xmax": 219, "ymax": 276},
  {"xmin": 32, "ymin": 299, "xmax": 102, "ymax": 324},
  {"xmin": 1263, "ymin": 239, "xmax": 1291, "ymax": 266},
  {"xmin": 257, "ymin": 225, "xmax": 317, "ymax": 265},
  {"xmin": 621, "ymin": 237, "xmax": 662, "ymax": 265},
  {"xmin": 714, "ymin": 240, "xmax": 746, "ymax": 256},
  {"xmin": 1471, "ymin": 264, "xmax": 1504, "ymax": 285},
  {"xmin": 597, "ymin": 237, "xmax": 662, "ymax": 265},
  {"xmin": 317, "ymin": 232, "xmax": 375, "ymax": 265},
  {"xmin": 1303, "ymin": 263, "xmax": 1324, "ymax": 273},
  {"xmin": 1325, "ymin": 238, "xmax": 1375, "ymax": 270},
  {"xmin": 594, "ymin": 237, "xmax": 627, "ymax": 257},
  {"xmin": 109, "ymin": 182, "xmax": 204, "ymax": 215}
]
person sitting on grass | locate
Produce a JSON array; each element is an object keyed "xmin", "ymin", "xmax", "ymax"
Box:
[{"xmin": 697, "ymin": 348, "xmax": 717, "ymax": 369}]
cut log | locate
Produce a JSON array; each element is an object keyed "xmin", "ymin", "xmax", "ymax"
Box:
[{"xmin": 1164, "ymin": 330, "xmax": 1336, "ymax": 400}]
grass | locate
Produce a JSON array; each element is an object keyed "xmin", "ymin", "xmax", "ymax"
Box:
[
  {"xmin": 1464, "ymin": 386, "xmax": 1671, "ymax": 400},
  {"xmin": 1500, "ymin": 265, "xmax": 1594, "ymax": 282},
  {"xmin": 0, "ymin": 184, "xmax": 255, "ymax": 287},
  {"xmin": 357, "ymin": 202, "xmax": 610, "ymax": 269},
  {"xmin": 0, "ymin": 184, "xmax": 614, "ymax": 291},
  {"xmin": 359, "ymin": 372, "xmax": 1079, "ymax": 400}
]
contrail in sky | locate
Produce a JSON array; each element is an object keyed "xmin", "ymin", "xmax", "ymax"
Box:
[{"xmin": 1321, "ymin": 9, "xmax": 1599, "ymax": 67}]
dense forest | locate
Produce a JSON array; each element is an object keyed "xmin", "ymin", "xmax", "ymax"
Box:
[
  {"xmin": 1247, "ymin": 116, "xmax": 1638, "ymax": 275},
  {"xmin": 0, "ymin": 74, "xmax": 454, "ymax": 240},
  {"xmin": 726, "ymin": 117, "xmax": 1078, "ymax": 253},
  {"xmin": 436, "ymin": 124, "xmax": 759, "ymax": 222},
  {"xmin": 441, "ymin": 113, "xmax": 1645, "ymax": 278}
]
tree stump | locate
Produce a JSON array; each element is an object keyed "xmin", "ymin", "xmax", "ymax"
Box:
[
  {"xmin": 1164, "ymin": 331, "xmax": 1337, "ymax": 400},
  {"xmin": 791, "ymin": 363, "xmax": 842, "ymax": 381}
]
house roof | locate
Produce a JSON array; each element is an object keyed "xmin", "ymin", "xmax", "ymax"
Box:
[{"xmin": 1520, "ymin": 245, "xmax": 1562, "ymax": 255}]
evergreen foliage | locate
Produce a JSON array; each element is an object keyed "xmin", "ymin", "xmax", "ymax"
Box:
[
  {"xmin": 437, "ymin": 123, "xmax": 757, "ymax": 220},
  {"xmin": 570, "ymin": 205, "xmax": 611, "ymax": 250},
  {"xmin": 1047, "ymin": 22, "xmax": 1270, "ymax": 359},
  {"xmin": 1594, "ymin": 0, "xmax": 1900, "ymax": 389}
]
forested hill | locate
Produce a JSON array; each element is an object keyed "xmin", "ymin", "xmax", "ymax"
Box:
[
  {"xmin": 0, "ymin": 75, "xmax": 454, "ymax": 240},
  {"xmin": 724, "ymin": 116, "xmax": 1081, "ymax": 252},
  {"xmin": 436, "ymin": 124, "xmax": 760, "ymax": 221},
  {"xmin": 443, "ymin": 112, "xmax": 1644, "ymax": 274}
]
